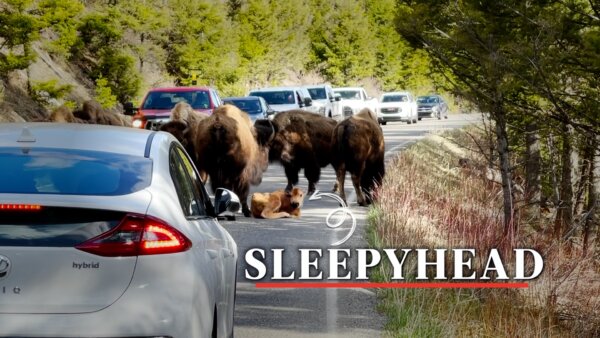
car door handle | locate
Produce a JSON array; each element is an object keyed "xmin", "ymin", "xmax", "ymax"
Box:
[
  {"xmin": 207, "ymin": 249, "xmax": 218, "ymax": 260},
  {"xmin": 221, "ymin": 248, "xmax": 233, "ymax": 258}
]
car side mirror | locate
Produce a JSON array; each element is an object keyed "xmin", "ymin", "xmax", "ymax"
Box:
[
  {"xmin": 334, "ymin": 94, "xmax": 341, "ymax": 102},
  {"xmin": 266, "ymin": 108, "xmax": 276, "ymax": 116},
  {"xmin": 303, "ymin": 97, "xmax": 312, "ymax": 107},
  {"xmin": 214, "ymin": 188, "xmax": 241, "ymax": 220},
  {"xmin": 123, "ymin": 102, "xmax": 137, "ymax": 116}
]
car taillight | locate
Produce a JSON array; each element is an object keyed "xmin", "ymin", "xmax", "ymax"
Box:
[
  {"xmin": 76, "ymin": 214, "xmax": 191, "ymax": 257},
  {"xmin": 0, "ymin": 204, "xmax": 42, "ymax": 211}
]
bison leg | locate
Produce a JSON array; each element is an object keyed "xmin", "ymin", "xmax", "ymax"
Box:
[
  {"xmin": 284, "ymin": 164, "xmax": 300, "ymax": 193},
  {"xmin": 351, "ymin": 162, "xmax": 368, "ymax": 206},
  {"xmin": 304, "ymin": 163, "xmax": 321, "ymax": 196},
  {"xmin": 335, "ymin": 164, "xmax": 347, "ymax": 205},
  {"xmin": 236, "ymin": 182, "xmax": 252, "ymax": 217}
]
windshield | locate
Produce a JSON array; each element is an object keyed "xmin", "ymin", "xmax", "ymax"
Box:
[
  {"xmin": 0, "ymin": 148, "xmax": 152, "ymax": 195},
  {"xmin": 307, "ymin": 88, "xmax": 327, "ymax": 100},
  {"xmin": 142, "ymin": 90, "xmax": 211, "ymax": 110},
  {"xmin": 334, "ymin": 90, "xmax": 361, "ymax": 100},
  {"xmin": 249, "ymin": 91, "xmax": 295, "ymax": 105},
  {"xmin": 382, "ymin": 95, "xmax": 408, "ymax": 103},
  {"xmin": 224, "ymin": 99, "xmax": 263, "ymax": 115},
  {"xmin": 417, "ymin": 96, "xmax": 439, "ymax": 104}
]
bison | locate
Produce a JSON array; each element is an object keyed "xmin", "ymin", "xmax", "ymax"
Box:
[
  {"xmin": 195, "ymin": 104, "xmax": 273, "ymax": 216},
  {"xmin": 259, "ymin": 110, "xmax": 337, "ymax": 195},
  {"xmin": 46, "ymin": 100, "xmax": 130, "ymax": 126},
  {"xmin": 160, "ymin": 102, "xmax": 209, "ymax": 179},
  {"xmin": 331, "ymin": 108, "xmax": 385, "ymax": 206}
]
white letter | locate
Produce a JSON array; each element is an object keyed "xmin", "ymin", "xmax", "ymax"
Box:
[
  {"xmin": 481, "ymin": 249, "xmax": 509, "ymax": 280},
  {"xmin": 299, "ymin": 249, "xmax": 323, "ymax": 280},
  {"xmin": 245, "ymin": 248, "xmax": 266, "ymax": 280},
  {"xmin": 383, "ymin": 249, "xmax": 411, "ymax": 280},
  {"xmin": 272, "ymin": 249, "xmax": 295, "ymax": 280},
  {"xmin": 453, "ymin": 249, "xmax": 476, "ymax": 280},
  {"xmin": 328, "ymin": 249, "xmax": 351, "ymax": 280},
  {"xmin": 416, "ymin": 249, "xmax": 446, "ymax": 280},
  {"xmin": 514, "ymin": 249, "xmax": 544, "ymax": 280},
  {"xmin": 357, "ymin": 249, "xmax": 381, "ymax": 280}
]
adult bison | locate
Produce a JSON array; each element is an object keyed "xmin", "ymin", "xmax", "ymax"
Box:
[
  {"xmin": 47, "ymin": 100, "xmax": 130, "ymax": 126},
  {"xmin": 331, "ymin": 108, "xmax": 385, "ymax": 206},
  {"xmin": 195, "ymin": 104, "xmax": 272, "ymax": 217},
  {"xmin": 258, "ymin": 110, "xmax": 337, "ymax": 195},
  {"xmin": 160, "ymin": 102, "xmax": 209, "ymax": 179}
]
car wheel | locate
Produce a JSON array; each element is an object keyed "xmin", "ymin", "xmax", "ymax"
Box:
[
  {"xmin": 444, "ymin": 115, "xmax": 448, "ymax": 119},
  {"xmin": 413, "ymin": 118, "xmax": 417, "ymax": 123},
  {"xmin": 407, "ymin": 120, "xmax": 412, "ymax": 124},
  {"xmin": 381, "ymin": 121, "xmax": 387, "ymax": 125},
  {"xmin": 418, "ymin": 117, "xmax": 422, "ymax": 121}
]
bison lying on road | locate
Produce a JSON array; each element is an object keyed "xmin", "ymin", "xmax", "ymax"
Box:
[
  {"xmin": 260, "ymin": 110, "xmax": 337, "ymax": 195},
  {"xmin": 47, "ymin": 100, "xmax": 131, "ymax": 126},
  {"xmin": 195, "ymin": 104, "xmax": 273, "ymax": 217},
  {"xmin": 332, "ymin": 108, "xmax": 385, "ymax": 206}
]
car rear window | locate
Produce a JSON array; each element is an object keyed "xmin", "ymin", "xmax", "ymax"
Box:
[
  {"xmin": 142, "ymin": 90, "xmax": 211, "ymax": 110},
  {"xmin": 249, "ymin": 91, "xmax": 295, "ymax": 105},
  {"xmin": 0, "ymin": 148, "xmax": 152, "ymax": 196},
  {"xmin": 0, "ymin": 207, "xmax": 124, "ymax": 247},
  {"xmin": 382, "ymin": 95, "xmax": 408, "ymax": 103}
]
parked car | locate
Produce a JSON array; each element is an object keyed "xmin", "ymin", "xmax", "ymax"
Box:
[
  {"xmin": 378, "ymin": 91, "xmax": 418, "ymax": 125},
  {"xmin": 332, "ymin": 87, "xmax": 379, "ymax": 118},
  {"xmin": 125, "ymin": 86, "xmax": 222, "ymax": 130},
  {"xmin": 0, "ymin": 123, "xmax": 239, "ymax": 338},
  {"xmin": 417, "ymin": 94, "xmax": 449, "ymax": 120},
  {"xmin": 223, "ymin": 96, "xmax": 275, "ymax": 122},
  {"xmin": 303, "ymin": 84, "xmax": 342, "ymax": 119},
  {"xmin": 248, "ymin": 86, "xmax": 314, "ymax": 113}
]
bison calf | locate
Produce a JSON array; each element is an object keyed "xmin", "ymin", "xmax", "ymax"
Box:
[{"xmin": 332, "ymin": 108, "xmax": 385, "ymax": 206}]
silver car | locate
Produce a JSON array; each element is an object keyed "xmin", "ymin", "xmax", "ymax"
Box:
[{"xmin": 0, "ymin": 123, "xmax": 239, "ymax": 338}]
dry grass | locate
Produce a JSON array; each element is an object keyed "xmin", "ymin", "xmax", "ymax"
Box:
[{"xmin": 369, "ymin": 127, "xmax": 600, "ymax": 338}]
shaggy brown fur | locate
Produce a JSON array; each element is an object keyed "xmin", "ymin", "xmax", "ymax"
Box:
[
  {"xmin": 160, "ymin": 102, "xmax": 209, "ymax": 180},
  {"xmin": 263, "ymin": 110, "xmax": 337, "ymax": 195},
  {"xmin": 195, "ymin": 104, "xmax": 272, "ymax": 216},
  {"xmin": 250, "ymin": 187, "xmax": 305, "ymax": 219},
  {"xmin": 48, "ymin": 106, "xmax": 87, "ymax": 123},
  {"xmin": 331, "ymin": 108, "xmax": 385, "ymax": 206},
  {"xmin": 72, "ymin": 100, "xmax": 131, "ymax": 126}
]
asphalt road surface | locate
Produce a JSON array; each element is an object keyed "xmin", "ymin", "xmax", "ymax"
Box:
[{"xmin": 223, "ymin": 114, "xmax": 479, "ymax": 338}]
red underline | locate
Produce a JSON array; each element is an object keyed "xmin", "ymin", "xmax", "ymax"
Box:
[{"xmin": 255, "ymin": 282, "xmax": 529, "ymax": 289}]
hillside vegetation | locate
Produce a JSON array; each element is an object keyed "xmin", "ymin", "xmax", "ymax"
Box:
[{"xmin": 0, "ymin": 0, "xmax": 443, "ymax": 120}]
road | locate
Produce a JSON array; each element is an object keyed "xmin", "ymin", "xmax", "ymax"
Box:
[{"xmin": 223, "ymin": 114, "xmax": 479, "ymax": 337}]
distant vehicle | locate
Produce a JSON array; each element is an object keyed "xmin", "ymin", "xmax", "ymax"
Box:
[
  {"xmin": 0, "ymin": 123, "xmax": 240, "ymax": 338},
  {"xmin": 333, "ymin": 87, "xmax": 378, "ymax": 118},
  {"xmin": 125, "ymin": 86, "xmax": 222, "ymax": 130},
  {"xmin": 222, "ymin": 96, "xmax": 275, "ymax": 122},
  {"xmin": 248, "ymin": 86, "xmax": 314, "ymax": 113},
  {"xmin": 303, "ymin": 84, "xmax": 342, "ymax": 120},
  {"xmin": 378, "ymin": 91, "xmax": 418, "ymax": 125},
  {"xmin": 417, "ymin": 95, "xmax": 449, "ymax": 120}
]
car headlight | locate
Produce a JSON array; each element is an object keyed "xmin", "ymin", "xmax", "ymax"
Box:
[
  {"xmin": 132, "ymin": 119, "xmax": 143, "ymax": 128},
  {"xmin": 318, "ymin": 106, "xmax": 326, "ymax": 114},
  {"xmin": 432, "ymin": 106, "xmax": 439, "ymax": 112}
]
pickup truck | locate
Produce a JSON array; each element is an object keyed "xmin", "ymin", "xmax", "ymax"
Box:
[{"xmin": 332, "ymin": 87, "xmax": 379, "ymax": 119}]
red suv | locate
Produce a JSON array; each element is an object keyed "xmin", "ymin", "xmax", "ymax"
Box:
[{"xmin": 126, "ymin": 87, "xmax": 222, "ymax": 129}]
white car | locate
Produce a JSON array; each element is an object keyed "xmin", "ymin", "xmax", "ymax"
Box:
[
  {"xmin": 304, "ymin": 84, "xmax": 342, "ymax": 120},
  {"xmin": 0, "ymin": 123, "xmax": 239, "ymax": 338},
  {"xmin": 378, "ymin": 91, "xmax": 418, "ymax": 125},
  {"xmin": 333, "ymin": 87, "xmax": 379, "ymax": 118},
  {"xmin": 248, "ymin": 86, "xmax": 314, "ymax": 113}
]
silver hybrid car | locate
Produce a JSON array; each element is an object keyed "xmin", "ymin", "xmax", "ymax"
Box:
[{"xmin": 0, "ymin": 123, "xmax": 239, "ymax": 338}]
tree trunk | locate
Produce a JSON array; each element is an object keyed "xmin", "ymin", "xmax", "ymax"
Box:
[
  {"xmin": 586, "ymin": 135, "xmax": 600, "ymax": 250},
  {"xmin": 495, "ymin": 110, "xmax": 515, "ymax": 239},
  {"xmin": 525, "ymin": 122, "xmax": 541, "ymax": 213},
  {"xmin": 555, "ymin": 123, "xmax": 575, "ymax": 238}
]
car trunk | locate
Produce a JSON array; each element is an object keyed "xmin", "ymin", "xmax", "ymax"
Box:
[{"xmin": 0, "ymin": 207, "xmax": 136, "ymax": 314}]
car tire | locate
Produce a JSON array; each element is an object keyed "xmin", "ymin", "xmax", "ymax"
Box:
[
  {"xmin": 381, "ymin": 121, "xmax": 387, "ymax": 125},
  {"xmin": 407, "ymin": 120, "xmax": 412, "ymax": 124},
  {"xmin": 444, "ymin": 115, "xmax": 448, "ymax": 119},
  {"xmin": 418, "ymin": 117, "xmax": 422, "ymax": 121}
]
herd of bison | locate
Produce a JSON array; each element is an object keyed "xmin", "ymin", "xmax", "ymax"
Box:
[{"xmin": 44, "ymin": 101, "xmax": 386, "ymax": 217}]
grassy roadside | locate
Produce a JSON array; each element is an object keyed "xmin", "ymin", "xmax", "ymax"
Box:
[{"xmin": 367, "ymin": 128, "xmax": 599, "ymax": 337}]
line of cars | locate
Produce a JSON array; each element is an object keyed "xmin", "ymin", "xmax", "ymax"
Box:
[{"xmin": 124, "ymin": 85, "xmax": 449, "ymax": 130}]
